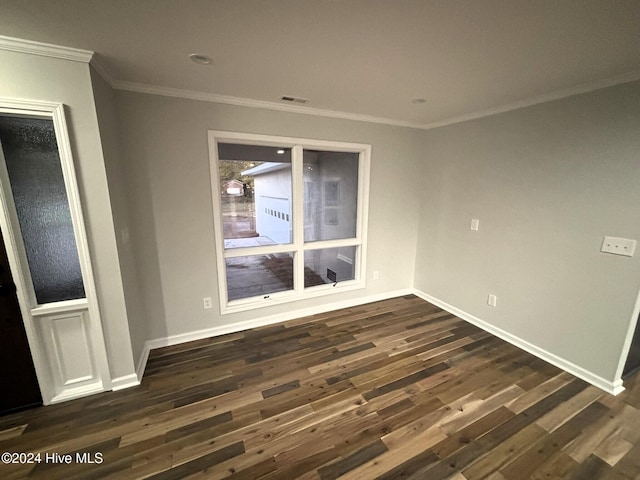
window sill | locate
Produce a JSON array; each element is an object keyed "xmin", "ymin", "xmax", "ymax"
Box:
[{"xmin": 220, "ymin": 279, "xmax": 366, "ymax": 315}]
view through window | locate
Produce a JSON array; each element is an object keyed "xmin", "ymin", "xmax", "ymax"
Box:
[{"xmin": 210, "ymin": 133, "xmax": 370, "ymax": 311}]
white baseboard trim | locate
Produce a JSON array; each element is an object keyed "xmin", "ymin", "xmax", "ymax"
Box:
[
  {"xmin": 48, "ymin": 381, "xmax": 106, "ymax": 405},
  {"xmin": 413, "ymin": 289, "xmax": 624, "ymax": 396},
  {"xmin": 135, "ymin": 289, "xmax": 413, "ymax": 379},
  {"xmin": 136, "ymin": 343, "xmax": 151, "ymax": 382},
  {"xmin": 133, "ymin": 288, "xmax": 625, "ymax": 396},
  {"xmin": 110, "ymin": 373, "xmax": 140, "ymax": 391}
]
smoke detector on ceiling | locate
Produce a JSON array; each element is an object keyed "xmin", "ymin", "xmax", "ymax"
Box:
[{"xmin": 280, "ymin": 95, "xmax": 308, "ymax": 104}]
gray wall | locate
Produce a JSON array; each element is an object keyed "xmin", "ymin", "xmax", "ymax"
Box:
[
  {"xmin": 114, "ymin": 91, "xmax": 423, "ymax": 342},
  {"xmin": 8, "ymin": 45, "xmax": 640, "ymax": 395},
  {"xmin": 414, "ymin": 81, "xmax": 640, "ymax": 383},
  {"xmin": 90, "ymin": 67, "xmax": 146, "ymax": 365}
]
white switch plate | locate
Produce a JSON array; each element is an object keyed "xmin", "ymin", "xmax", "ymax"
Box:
[
  {"xmin": 471, "ymin": 219, "xmax": 480, "ymax": 231},
  {"xmin": 203, "ymin": 297, "xmax": 212, "ymax": 309},
  {"xmin": 487, "ymin": 294, "xmax": 497, "ymax": 307},
  {"xmin": 601, "ymin": 236, "xmax": 636, "ymax": 257},
  {"xmin": 373, "ymin": 270, "xmax": 380, "ymax": 280}
]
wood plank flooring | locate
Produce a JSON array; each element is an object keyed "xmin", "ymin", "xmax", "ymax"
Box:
[{"xmin": 1, "ymin": 295, "xmax": 640, "ymax": 479}]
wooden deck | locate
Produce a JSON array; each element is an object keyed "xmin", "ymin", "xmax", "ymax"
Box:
[{"xmin": 1, "ymin": 295, "xmax": 639, "ymax": 479}]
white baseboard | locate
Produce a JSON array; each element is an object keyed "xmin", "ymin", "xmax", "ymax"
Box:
[
  {"xmin": 413, "ymin": 289, "xmax": 624, "ymax": 396},
  {"xmin": 110, "ymin": 373, "xmax": 140, "ymax": 391},
  {"xmin": 132, "ymin": 287, "xmax": 625, "ymax": 396},
  {"xmin": 48, "ymin": 381, "xmax": 106, "ymax": 405},
  {"xmin": 135, "ymin": 288, "xmax": 414, "ymax": 381},
  {"xmin": 136, "ymin": 343, "xmax": 151, "ymax": 382}
]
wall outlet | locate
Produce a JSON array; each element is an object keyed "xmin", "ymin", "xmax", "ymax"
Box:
[
  {"xmin": 471, "ymin": 219, "xmax": 480, "ymax": 231},
  {"xmin": 487, "ymin": 294, "xmax": 497, "ymax": 307},
  {"xmin": 601, "ymin": 236, "xmax": 636, "ymax": 257},
  {"xmin": 373, "ymin": 270, "xmax": 380, "ymax": 280},
  {"xmin": 203, "ymin": 297, "xmax": 212, "ymax": 309}
]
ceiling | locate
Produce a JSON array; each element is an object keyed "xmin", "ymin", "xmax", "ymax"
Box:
[{"xmin": 1, "ymin": 0, "xmax": 639, "ymax": 128}]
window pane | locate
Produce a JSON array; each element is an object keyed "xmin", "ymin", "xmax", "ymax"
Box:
[
  {"xmin": 0, "ymin": 115, "xmax": 85, "ymax": 304},
  {"xmin": 304, "ymin": 246, "xmax": 356, "ymax": 288},
  {"xmin": 226, "ymin": 252, "xmax": 294, "ymax": 301},
  {"xmin": 303, "ymin": 150, "xmax": 359, "ymax": 242},
  {"xmin": 218, "ymin": 143, "xmax": 292, "ymax": 248}
]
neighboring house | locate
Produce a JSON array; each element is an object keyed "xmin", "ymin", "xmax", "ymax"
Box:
[
  {"xmin": 241, "ymin": 162, "xmax": 292, "ymax": 245},
  {"xmin": 222, "ymin": 179, "xmax": 245, "ymax": 196}
]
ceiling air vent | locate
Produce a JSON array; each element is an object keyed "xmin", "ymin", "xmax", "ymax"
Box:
[{"xmin": 280, "ymin": 95, "xmax": 308, "ymax": 104}]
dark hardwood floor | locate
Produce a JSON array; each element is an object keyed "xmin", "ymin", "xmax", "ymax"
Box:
[{"xmin": 1, "ymin": 295, "xmax": 640, "ymax": 479}]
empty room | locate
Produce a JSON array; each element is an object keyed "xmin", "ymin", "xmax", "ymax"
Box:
[{"xmin": 0, "ymin": 0, "xmax": 640, "ymax": 478}]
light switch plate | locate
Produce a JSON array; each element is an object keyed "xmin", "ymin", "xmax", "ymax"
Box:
[
  {"xmin": 487, "ymin": 294, "xmax": 497, "ymax": 307},
  {"xmin": 471, "ymin": 219, "xmax": 480, "ymax": 231},
  {"xmin": 601, "ymin": 236, "xmax": 636, "ymax": 257}
]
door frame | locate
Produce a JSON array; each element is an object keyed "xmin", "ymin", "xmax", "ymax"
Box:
[
  {"xmin": 0, "ymin": 97, "xmax": 111, "ymax": 404},
  {"xmin": 616, "ymin": 285, "xmax": 640, "ymax": 382}
]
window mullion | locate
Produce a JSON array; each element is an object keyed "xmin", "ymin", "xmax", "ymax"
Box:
[
  {"xmin": 292, "ymin": 145, "xmax": 305, "ymax": 293},
  {"xmin": 302, "ymin": 238, "xmax": 360, "ymax": 251},
  {"xmin": 223, "ymin": 244, "xmax": 296, "ymax": 258},
  {"xmin": 355, "ymin": 148, "xmax": 371, "ymax": 282}
]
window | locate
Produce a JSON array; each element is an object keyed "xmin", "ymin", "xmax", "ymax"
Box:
[{"xmin": 209, "ymin": 131, "xmax": 370, "ymax": 313}]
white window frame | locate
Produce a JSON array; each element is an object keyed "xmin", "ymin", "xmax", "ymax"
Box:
[{"xmin": 208, "ymin": 131, "xmax": 370, "ymax": 314}]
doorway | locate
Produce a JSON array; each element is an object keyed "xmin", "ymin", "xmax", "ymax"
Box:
[
  {"xmin": 0, "ymin": 102, "xmax": 111, "ymax": 405},
  {"xmin": 623, "ymin": 313, "xmax": 640, "ymax": 378},
  {"xmin": 0, "ymin": 226, "xmax": 41, "ymax": 414}
]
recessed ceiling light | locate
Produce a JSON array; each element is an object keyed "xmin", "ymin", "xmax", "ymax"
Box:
[
  {"xmin": 277, "ymin": 149, "xmax": 285, "ymax": 155},
  {"xmin": 411, "ymin": 98, "xmax": 427, "ymax": 104},
  {"xmin": 189, "ymin": 53, "xmax": 212, "ymax": 65}
]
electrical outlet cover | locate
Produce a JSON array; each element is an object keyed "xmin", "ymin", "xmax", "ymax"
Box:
[{"xmin": 601, "ymin": 236, "xmax": 636, "ymax": 257}]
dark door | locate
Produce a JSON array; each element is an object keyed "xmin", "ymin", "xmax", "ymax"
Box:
[
  {"xmin": 0, "ymin": 228, "xmax": 42, "ymax": 414},
  {"xmin": 623, "ymin": 314, "xmax": 640, "ymax": 378}
]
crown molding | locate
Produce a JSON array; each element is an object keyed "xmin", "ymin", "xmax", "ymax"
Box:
[
  {"xmin": 420, "ymin": 69, "xmax": 640, "ymax": 130},
  {"xmin": 3, "ymin": 34, "xmax": 637, "ymax": 130},
  {"xmin": 89, "ymin": 55, "xmax": 116, "ymax": 87},
  {"xmin": 0, "ymin": 35, "xmax": 93, "ymax": 63},
  {"xmin": 114, "ymin": 70, "xmax": 640, "ymax": 131},
  {"xmin": 112, "ymin": 80, "xmax": 426, "ymax": 129}
]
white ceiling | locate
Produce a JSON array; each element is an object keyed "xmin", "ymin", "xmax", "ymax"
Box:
[{"xmin": 1, "ymin": 0, "xmax": 639, "ymax": 127}]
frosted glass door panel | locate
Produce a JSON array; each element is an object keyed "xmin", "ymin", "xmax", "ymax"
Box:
[{"xmin": 0, "ymin": 116, "xmax": 85, "ymax": 304}]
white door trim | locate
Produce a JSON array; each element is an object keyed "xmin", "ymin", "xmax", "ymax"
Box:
[{"xmin": 0, "ymin": 98, "xmax": 111, "ymax": 404}]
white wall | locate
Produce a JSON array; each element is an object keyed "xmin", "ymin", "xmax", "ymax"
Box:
[
  {"xmin": 0, "ymin": 50, "xmax": 136, "ymax": 382},
  {"xmin": 114, "ymin": 91, "xmax": 423, "ymax": 343},
  {"xmin": 414, "ymin": 80, "xmax": 640, "ymax": 386}
]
